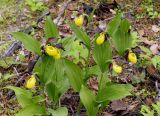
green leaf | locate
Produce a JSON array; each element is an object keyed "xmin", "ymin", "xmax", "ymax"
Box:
[
  {"xmin": 98, "ymin": 72, "xmax": 110, "ymax": 91},
  {"xmin": 33, "ymin": 55, "xmax": 55, "ymax": 83},
  {"xmin": 140, "ymin": 105, "xmax": 154, "ymax": 116},
  {"xmin": 1, "ymin": 73, "xmax": 15, "ymax": 81},
  {"xmin": 54, "ymin": 77, "xmax": 69, "ymax": 99},
  {"xmin": 140, "ymin": 46, "xmax": 152, "ymax": 56},
  {"xmin": 152, "ymin": 102, "xmax": 160, "ymax": 115},
  {"xmin": 131, "ymin": 31, "xmax": 139, "ymax": 47},
  {"xmin": 120, "ymin": 19, "xmax": 131, "ymax": 32},
  {"xmin": 32, "ymin": 95, "xmax": 45, "ymax": 103},
  {"xmin": 12, "ymin": 32, "xmax": 41, "ymax": 55},
  {"xmin": 151, "ymin": 55, "xmax": 160, "ymax": 68},
  {"xmin": 16, "ymin": 104, "xmax": 46, "ymax": 116},
  {"xmin": 107, "ymin": 13, "xmax": 122, "ymax": 36},
  {"xmin": 107, "ymin": 14, "xmax": 134, "ymax": 55},
  {"xmin": 97, "ymin": 84, "xmax": 133, "ymax": 102},
  {"xmin": 88, "ymin": 8, "xmax": 96, "ymax": 23},
  {"xmin": 53, "ymin": 59, "xmax": 70, "ymax": 96},
  {"xmin": 34, "ymin": 56, "xmax": 68, "ymax": 84},
  {"xmin": 62, "ymin": 38, "xmax": 88, "ymax": 65},
  {"xmin": 64, "ymin": 59, "xmax": 84, "ymax": 92},
  {"xmin": 46, "ymin": 82, "xmax": 61, "ymax": 102},
  {"xmin": 5, "ymin": 86, "xmax": 33, "ymax": 108},
  {"xmin": 93, "ymin": 41, "xmax": 112, "ymax": 73},
  {"xmin": 44, "ymin": 16, "xmax": 59, "ymax": 39},
  {"xmin": 34, "ymin": 56, "xmax": 69, "ymax": 102},
  {"xmin": 80, "ymin": 85, "xmax": 98, "ymax": 116},
  {"xmin": 0, "ymin": 57, "xmax": 20, "ymax": 69},
  {"xmin": 48, "ymin": 107, "xmax": 68, "ymax": 116},
  {"xmin": 85, "ymin": 65, "xmax": 101, "ymax": 79},
  {"xmin": 112, "ymin": 29, "xmax": 132, "ymax": 55},
  {"xmin": 69, "ymin": 23, "xmax": 91, "ymax": 49}
]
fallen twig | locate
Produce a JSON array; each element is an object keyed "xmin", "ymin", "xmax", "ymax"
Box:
[{"xmin": 3, "ymin": 41, "xmax": 21, "ymax": 57}]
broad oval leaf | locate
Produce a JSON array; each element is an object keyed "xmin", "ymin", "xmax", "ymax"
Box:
[
  {"xmin": 48, "ymin": 107, "xmax": 68, "ymax": 116},
  {"xmin": 85, "ymin": 65, "xmax": 101, "ymax": 81},
  {"xmin": 44, "ymin": 16, "xmax": 59, "ymax": 39},
  {"xmin": 108, "ymin": 14, "xmax": 134, "ymax": 56},
  {"xmin": 16, "ymin": 104, "xmax": 46, "ymax": 116},
  {"xmin": 107, "ymin": 13, "xmax": 122, "ymax": 36},
  {"xmin": 64, "ymin": 59, "xmax": 84, "ymax": 92},
  {"xmin": 93, "ymin": 41, "xmax": 112, "ymax": 73},
  {"xmin": 96, "ymin": 84, "xmax": 133, "ymax": 102},
  {"xmin": 69, "ymin": 23, "xmax": 91, "ymax": 49},
  {"xmin": 12, "ymin": 32, "xmax": 41, "ymax": 55},
  {"xmin": 34, "ymin": 56, "xmax": 69, "ymax": 103},
  {"xmin": 80, "ymin": 85, "xmax": 98, "ymax": 116},
  {"xmin": 5, "ymin": 86, "xmax": 33, "ymax": 108},
  {"xmin": 120, "ymin": 19, "xmax": 131, "ymax": 32},
  {"xmin": 112, "ymin": 29, "xmax": 132, "ymax": 55},
  {"xmin": 32, "ymin": 95, "xmax": 45, "ymax": 103},
  {"xmin": 33, "ymin": 55, "xmax": 55, "ymax": 84},
  {"xmin": 46, "ymin": 82, "xmax": 61, "ymax": 102}
]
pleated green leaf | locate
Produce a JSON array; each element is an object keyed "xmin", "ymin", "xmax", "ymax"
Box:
[
  {"xmin": 6, "ymin": 86, "xmax": 33, "ymax": 108},
  {"xmin": 107, "ymin": 13, "xmax": 122, "ymax": 36},
  {"xmin": 107, "ymin": 14, "xmax": 134, "ymax": 56},
  {"xmin": 12, "ymin": 32, "xmax": 41, "ymax": 55},
  {"xmin": 97, "ymin": 84, "xmax": 133, "ymax": 102},
  {"xmin": 69, "ymin": 23, "xmax": 91, "ymax": 49},
  {"xmin": 34, "ymin": 55, "xmax": 55, "ymax": 84},
  {"xmin": 112, "ymin": 29, "xmax": 132, "ymax": 55},
  {"xmin": 48, "ymin": 107, "xmax": 68, "ymax": 116},
  {"xmin": 80, "ymin": 85, "xmax": 98, "ymax": 116},
  {"xmin": 44, "ymin": 16, "xmax": 59, "ymax": 39},
  {"xmin": 93, "ymin": 41, "xmax": 112, "ymax": 73},
  {"xmin": 64, "ymin": 59, "xmax": 84, "ymax": 92},
  {"xmin": 16, "ymin": 104, "xmax": 46, "ymax": 116}
]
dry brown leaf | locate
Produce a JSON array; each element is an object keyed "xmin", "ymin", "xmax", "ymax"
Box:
[
  {"xmin": 152, "ymin": 25, "xmax": 160, "ymax": 33},
  {"xmin": 121, "ymin": 101, "xmax": 139, "ymax": 115},
  {"xmin": 111, "ymin": 100, "xmax": 127, "ymax": 111},
  {"xmin": 141, "ymin": 37, "xmax": 156, "ymax": 45},
  {"xmin": 138, "ymin": 29, "xmax": 144, "ymax": 37},
  {"xmin": 150, "ymin": 44, "xmax": 159, "ymax": 55}
]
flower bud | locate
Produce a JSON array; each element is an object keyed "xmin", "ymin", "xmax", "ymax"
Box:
[
  {"xmin": 54, "ymin": 50, "xmax": 61, "ymax": 59},
  {"xmin": 96, "ymin": 33, "xmax": 105, "ymax": 45},
  {"xmin": 45, "ymin": 45, "xmax": 58, "ymax": 56},
  {"xmin": 74, "ymin": 15, "xmax": 84, "ymax": 26},
  {"xmin": 128, "ymin": 51, "xmax": 137, "ymax": 64},
  {"xmin": 113, "ymin": 63, "xmax": 122, "ymax": 74},
  {"xmin": 26, "ymin": 75, "xmax": 36, "ymax": 89}
]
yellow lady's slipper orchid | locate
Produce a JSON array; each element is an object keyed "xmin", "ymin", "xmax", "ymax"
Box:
[
  {"xmin": 45, "ymin": 45, "xmax": 58, "ymax": 56},
  {"xmin": 54, "ymin": 50, "xmax": 61, "ymax": 59},
  {"xmin": 26, "ymin": 75, "xmax": 36, "ymax": 89},
  {"xmin": 113, "ymin": 63, "xmax": 122, "ymax": 74},
  {"xmin": 96, "ymin": 33, "xmax": 105, "ymax": 45},
  {"xmin": 128, "ymin": 51, "xmax": 137, "ymax": 64},
  {"xmin": 74, "ymin": 15, "xmax": 84, "ymax": 26}
]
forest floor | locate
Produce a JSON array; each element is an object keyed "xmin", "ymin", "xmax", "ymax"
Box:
[{"xmin": 0, "ymin": 0, "xmax": 160, "ymax": 116}]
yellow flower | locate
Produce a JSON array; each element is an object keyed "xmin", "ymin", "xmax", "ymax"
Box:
[
  {"xmin": 45, "ymin": 45, "xmax": 58, "ymax": 56},
  {"xmin": 26, "ymin": 75, "xmax": 36, "ymax": 89},
  {"xmin": 96, "ymin": 33, "xmax": 105, "ymax": 45},
  {"xmin": 74, "ymin": 15, "xmax": 84, "ymax": 26},
  {"xmin": 54, "ymin": 49, "xmax": 61, "ymax": 59},
  {"xmin": 113, "ymin": 63, "xmax": 122, "ymax": 74},
  {"xmin": 128, "ymin": 51, "xmax": 137, "ymax": 64}
]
